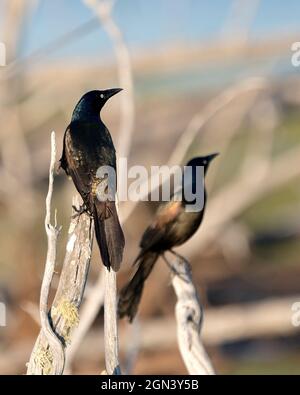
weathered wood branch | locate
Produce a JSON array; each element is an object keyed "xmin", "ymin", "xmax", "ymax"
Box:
[
  {"xmin": 27, "ymin": 131, "xmax": 65, "ymax": 374},
  {"xmin": 170, "ymin": 258, "xmax": 215, "ymax": 375},
  {"xmin": 26, "ymin": 196, "xmax": 93, "ymax": 375},
  {"xmin": 26, "ymin": 132, "xmax": 93, "ymax": 375},
  {"xmin": 65, "ymin": 268, "xmax": 105, "ymax": 371},
  {"xmin": 104, "ymin": 268, "xmax": 121, "ymax": 375},
  {"xmin": 17, "ymin": 294, "xmax": 300, "ymax": 373}
]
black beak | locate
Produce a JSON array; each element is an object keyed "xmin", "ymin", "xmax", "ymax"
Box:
[
  {"xmin": 104, "ymin": 88, "xmax": 123, "ymax": 100},
  {"xmin": 206, "ymin": 153, "xmax": 219, "ymax": 162}
]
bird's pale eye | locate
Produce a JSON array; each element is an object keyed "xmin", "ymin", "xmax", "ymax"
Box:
[
  {"xmin": 203, "ymin": 160, "xmax": 207, "ymax": 165},
  {"xmin": 100, "ymin": 94, "xmax": 104, "ymax": 99}
]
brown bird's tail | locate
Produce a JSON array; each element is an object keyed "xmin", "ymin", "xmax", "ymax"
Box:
[
  {"xmin": 118, "ymin": 251, "xmax": 159, "ymax": 322},
  {"xmin": 93, "ymin": 199, "xmax": 125, "ymax": 272}
]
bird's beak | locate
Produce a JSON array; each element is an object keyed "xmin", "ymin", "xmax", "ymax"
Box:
[
  {"xmin": 207, "ymin": 153, "xmax": 219, "ymax": 162},
  {"xmin": 104, "ymin": 88, "xmax": 123, "ymax": 100}
]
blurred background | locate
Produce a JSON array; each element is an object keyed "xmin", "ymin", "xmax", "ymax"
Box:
[{"xmin": 0, "ymin": 0, "xmax": 300, "ymax": 375}]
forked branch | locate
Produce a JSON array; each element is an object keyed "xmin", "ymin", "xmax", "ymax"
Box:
[{"xmin": 26, "ymin": 132, "xmax": 93, "ymax": 375}]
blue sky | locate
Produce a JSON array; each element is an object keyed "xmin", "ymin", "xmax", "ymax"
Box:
[{"xmin": 1, "ymin": 0, "xmax": 300, "ymax": 62}]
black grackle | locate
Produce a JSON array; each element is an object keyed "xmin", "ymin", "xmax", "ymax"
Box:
[{"xmin": 60, "ymin": 89, "xmax": 125, "ymax": 271}]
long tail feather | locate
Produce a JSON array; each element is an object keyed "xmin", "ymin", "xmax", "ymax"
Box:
[
  {"xmin": 93, "ymin": 200, "xmax": 125, "ymax": 271},
  {"xmin": 118, "ymin": 251, "xmax": 159, "ymax": 322}
]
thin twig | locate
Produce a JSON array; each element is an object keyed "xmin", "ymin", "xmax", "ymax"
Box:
[
  {"xmin": 104, "ymin": 268, "xmax": 121, "ymax": 374},
  {"xmin": 122, "ymin": 318, "xmax": 141, "ymax": 374},
  {"xmin": 27, "ymin": 131, "xmax": 65, "ymax": 375}
]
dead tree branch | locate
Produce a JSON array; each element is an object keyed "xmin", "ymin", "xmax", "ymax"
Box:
[
  {"xmin": 104, "ymin": 269, "xmax": 121, "ymax": 374},
  {"xmin": 18, "ymin": 294, "xmax": 300, "ymax": 372},
  {"xmin": 27, "ymin": 132, "xmax": 64, "ymax": 375},
  {"xmin": 65, "ymin": 270, "xmax": 105, "ymax": 371},
  {"xmin": 26, "ymin": 133, "xmax": 94, "ymax": 375},
  {"xmin": 170, "ymin": 258, "xmax": 215, "ymax": 375}
]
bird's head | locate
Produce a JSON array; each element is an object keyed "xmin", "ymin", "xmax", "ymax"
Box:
[
  {"xmin": 181, "ymin": 153, "xmax": 218, "ymax": 207},
  {"xmin": 186, "ymin": 153, "xmax": 219, "ymax": 174},
  {"xmin": 72, "ymin": 88, "xmax": 123, "ymax": 121}
]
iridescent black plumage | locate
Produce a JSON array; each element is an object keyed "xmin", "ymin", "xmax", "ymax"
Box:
[{"xmin": 60, "ymin": 89, "xmax": 125, "ymax": 271}]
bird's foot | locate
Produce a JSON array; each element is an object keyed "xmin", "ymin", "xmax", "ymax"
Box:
[
  {"xmin": 163, "ymin": 251, "xmax": 190, "ymax": 282},
  {"xmin": 72, "ymin": 203, "xmax": 90, "ymax": 218},
  {"xmin": 162, "ymin": 253, "xmax": 180, "ymax": 274},
  {"xmin": 170, "ymin": 250, "xmax": 190, "ymax": 266}
]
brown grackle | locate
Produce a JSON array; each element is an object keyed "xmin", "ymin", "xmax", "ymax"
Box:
[{"xmin": 118, "ymin": 154, "xmax": 218, "ymax": 321}]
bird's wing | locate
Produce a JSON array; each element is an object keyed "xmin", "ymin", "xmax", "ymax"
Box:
[
  {"xmin": 59, "ymin": 125, "xmax": 71, "ymax": 175},
  {"xmin": 139, "ymin": 199, "xmax": 183, "ymax": 252},
  {"xmin": 63, "ymin": 125, "xmax": 91, "ymax": 200}
]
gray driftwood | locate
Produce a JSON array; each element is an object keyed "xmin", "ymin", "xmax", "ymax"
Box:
[
  {"xmin": 26, "ymin": 132, "xmax": 93, "ymax": 375},
  {"xmin": 171, "ymin": 257, "xmax": 215, "ymax": 375}
]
